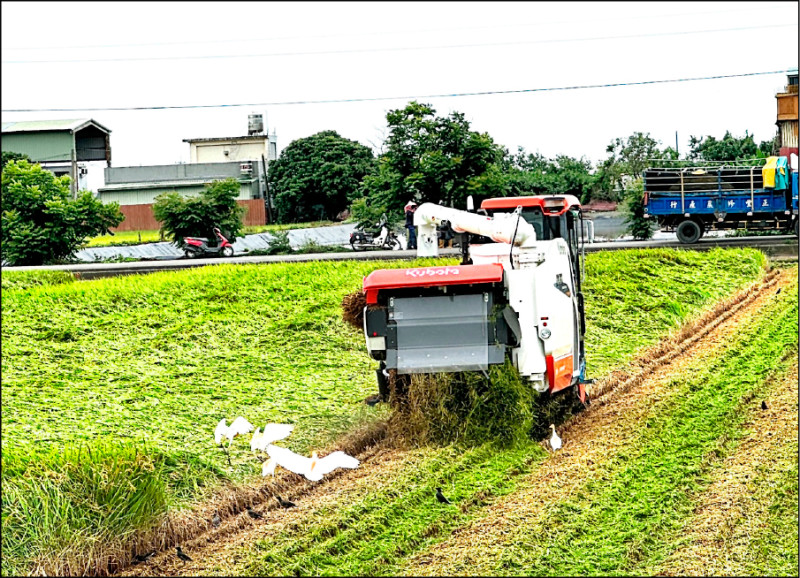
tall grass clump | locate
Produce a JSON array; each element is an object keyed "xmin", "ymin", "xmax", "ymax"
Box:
[
  {"xmin": 389, "ymin": 359, "xmax": 539, "ymax": 447},
  {"xmin": 2, "ymin": 442, "xmax": 167, "ymax": 576}
]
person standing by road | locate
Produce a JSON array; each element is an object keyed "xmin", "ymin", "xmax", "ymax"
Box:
[{"xmin": 405, "ymin": 201, "xmax": 418, "ymax": 250}]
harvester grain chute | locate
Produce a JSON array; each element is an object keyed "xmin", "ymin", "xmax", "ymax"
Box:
[{"xmin": 361, "ymin": 195, "xmax": 592, "ymax": 407}]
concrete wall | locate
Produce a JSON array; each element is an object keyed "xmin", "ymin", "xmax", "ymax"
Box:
[
  {"xmin": 104, "ymin": 161, "xmax": 258, "ymax": 184},
  {"xmin": 99, "ymin": 160, "xmax": 264, "ymax": 204},
  {"xmin": 193, "ymin": 141, "xmax": 267, "ymax": 163}
]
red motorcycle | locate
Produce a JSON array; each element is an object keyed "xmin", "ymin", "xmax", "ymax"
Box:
[{"xmin": 183, "ymin": 227, "xmax": 235, "ymax": 258}]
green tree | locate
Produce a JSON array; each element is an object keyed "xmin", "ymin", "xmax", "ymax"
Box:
[
  {"xmin": 362, "ymin": 101, "xmax": 506, "ymax": 213},
  {"xmin": 605, "ymin": 132, "xmax": 662, "ymax": 179},
  {"xmin": 688, "ymin": 130, "xmax": 775, "ymax": 162},
  {"xmin": 622, "ymin": 177, "xmax": 656, "ymax": 240},
  {"xmin": 1, "ymin": 160, "xmax": 123, "ymax": 265},
  {"xmin": 501, "ymin": 148, "xmax": 596, "ymax": 202},
  {"xmin": 268, "ymin": 131, "xmax": 376, "ymax": 223},
  {"xmin": 592, "ymin": 132, "xmax": 673, "ymax": 201},
  {"xmin": 152, "ymin": 178, "xmax": 245, "ymax": 247},
  {"xmin": 2, "ymin": 151, "xmax": 31, "ymax": 169}
]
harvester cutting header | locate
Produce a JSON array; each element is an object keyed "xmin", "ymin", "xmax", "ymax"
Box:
[{"xmin": 361, "ymin": 195, "xmax": 591, "ymax": 405}]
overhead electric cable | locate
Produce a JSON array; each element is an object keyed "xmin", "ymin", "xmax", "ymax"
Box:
[
  {"xmin": 3, "ymin": 69, "xmax": 795, "ymax": 113},
  {"xmin": 3, "ymin": 23, "xmax": 795, "ymax": 64},
  {"xmin": 2, "ymin": 5, "xmax": 772, "ymax": 51}
]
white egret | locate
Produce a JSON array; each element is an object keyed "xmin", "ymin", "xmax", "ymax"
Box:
[
  {"xmin": 549, "ymin": 424, "xmax": 562, "ymax": 451},
  {"xmin": 214, "ymin": 416, "xmax": 254, "ymax": 446},
  {"xmin": 214, "ymin": 416, "xmax": 255, "ymax": 466},
  {"xmin": 251, "ymin": 423, "xmax": 295, "ymax": 452},
  {"xmin": 261, "ymin": 457, "xmax": 277, "ymax": 477},
  {"xmin": 250, "ymin": 427, "xmax": 262, "ymax": 452},
  {"xmin": 266, "ymin": 445, "xmax": 359, "ymax": 481}
]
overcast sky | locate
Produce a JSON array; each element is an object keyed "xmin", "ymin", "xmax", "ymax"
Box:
[{"xmin": 2, "ymin": 1, "xmax": 798, "ymax": 169}]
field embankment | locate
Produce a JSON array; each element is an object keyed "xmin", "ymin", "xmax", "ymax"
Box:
[{"xmin": 1, "ymin": 248, "xmax": 789, "ymax": 576}]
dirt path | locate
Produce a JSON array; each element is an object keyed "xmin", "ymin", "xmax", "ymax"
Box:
[{"xmin": 116, "ymin": 267, "xmax": 795, "ymax": 577}]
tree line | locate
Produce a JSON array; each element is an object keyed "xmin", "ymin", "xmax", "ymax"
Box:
[
  {"xmin": 1, "ymin": 102, "xmax": 777, "ymax": 265},
  {"xmin": 266, "ymin": 100, "xmax": 777, "ymax": 233}
]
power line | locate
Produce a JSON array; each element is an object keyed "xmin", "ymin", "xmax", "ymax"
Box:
[
  {"xmin": 2, "ymin": 5, "xmax": 772, "ymax": 51},
  {"xmin": 3, "ymin": 23, "xmax": 795, "ymax": 64},
  {"xmin": 4, "ymin": 69, "xmax": 795, "ymax": 113}
]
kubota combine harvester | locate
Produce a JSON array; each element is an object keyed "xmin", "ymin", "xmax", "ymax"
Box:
[{"xmin": 361, "ymin": 195, "xmax": 592, "ymax": 405}]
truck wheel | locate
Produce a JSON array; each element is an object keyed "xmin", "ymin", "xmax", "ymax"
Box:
[{"xmin": 676, "ymin": 219, "xmax": 702, "ymax": 244}]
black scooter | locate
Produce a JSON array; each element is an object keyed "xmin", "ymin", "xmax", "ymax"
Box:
[{"xmin": 349, "ymin": 215, "xmax": 402, "ymax": 251}]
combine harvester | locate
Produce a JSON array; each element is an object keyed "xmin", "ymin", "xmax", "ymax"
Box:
[{"xmin": 361, "ymin": 195, "xmax": 592, "ymax": 407}]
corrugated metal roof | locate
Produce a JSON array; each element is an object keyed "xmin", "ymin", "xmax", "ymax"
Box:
[{"xmin": 1, "ymin": 119, "xmax": 111, "ymax": 134}]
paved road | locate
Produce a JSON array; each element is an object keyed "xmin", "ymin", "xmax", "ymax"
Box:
[{"xmin": 4, "ymin": 235, "xmax": 797, "ymax": 279}]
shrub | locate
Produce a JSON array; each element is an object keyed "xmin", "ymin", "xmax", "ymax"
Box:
[
  {"xmin": 622, "ymin": 177, "xmax": 656, "ymax": 240},
  {"xmin": 1, "ymin": 160, "xmax": 124, "ymax": 265},
  {"xmin": 152, "ymin": 178, "xmax": 245, "ymax": 247}
]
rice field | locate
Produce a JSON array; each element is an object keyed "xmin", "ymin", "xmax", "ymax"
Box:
[{"xmin": 2, "ymin": 247, "xmax": 796, "ymax": 576}]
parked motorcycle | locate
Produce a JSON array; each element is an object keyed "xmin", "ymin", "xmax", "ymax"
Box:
[
  {"xmin": 349, "ymin": 215, "xmax": 402, "ymax": 251},
  {"xmin": 183, "ymin": 227, "xmax": 235, "ymax": 258}
]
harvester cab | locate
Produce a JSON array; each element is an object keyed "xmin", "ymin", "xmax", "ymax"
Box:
[{"xmin": 362, "ymin": 195, "xmax": 590, "ymax": 405}]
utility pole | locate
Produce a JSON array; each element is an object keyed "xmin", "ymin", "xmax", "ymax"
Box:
[
  {"xmin": 262, "ymin": 153, "xmax": 273, "ymax": 224},
  {"xmin": 675, "ymin": 131, "xmax": 679, "ymax": 157},
  {"xmin": 71, "ymin": 146, "xmax": 78, "ymax": 199}
]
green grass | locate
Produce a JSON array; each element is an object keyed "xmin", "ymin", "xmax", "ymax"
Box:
[
  {"xmin": 582, "ymin": 248, "xmax": 767, "ymax": 376},
  {"xmin": 86, "ymin": 229, "xmax": 163, "ymax": 247},
  {"xmin": 0, "ymin": 248, "xmax": 770, "ymax": 575},
  {"xmin": 86, "ymin": 221, "xmax": 340, "ymax": 248}
]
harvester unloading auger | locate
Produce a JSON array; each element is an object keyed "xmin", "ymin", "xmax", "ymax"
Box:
[{"xmin": 361, "ymin": 195, "xmax": 592, "ymax": 407}]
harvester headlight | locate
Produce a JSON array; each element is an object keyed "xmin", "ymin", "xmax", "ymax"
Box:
[{"xmin": 539, "ymin": 327, "xmax": 551, "ymax": 340}]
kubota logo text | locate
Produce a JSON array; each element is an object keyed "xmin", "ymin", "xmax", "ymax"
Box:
[{"xmin": 405, "ymin": 267, "xmax": 461, "ymax": 278}]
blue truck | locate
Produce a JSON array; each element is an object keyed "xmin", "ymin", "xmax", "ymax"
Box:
[{"xmin": 642, "ymin": 156, "xmax": 799, "ymax": 243}]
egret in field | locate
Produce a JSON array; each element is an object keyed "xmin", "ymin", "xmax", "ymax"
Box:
[
  {"xmin": 251, "ymin": 423, "xmax": 295, "ymax": 452},
  {"xmin": 214, "ymin": 416, "xmax": 255, "ymax": 466},
  {"xmin": 549, "ymin": 424, "xmax": 562, "ymax": 451},
  {"xmin": 214, "ymin": 416, "xmax": 255, "ymax": 446},
  {"xmin": 266, "ymin": 445, "xmax": 359, "ymax": 481},
  {"xmin": 261, "ymin": 457, "xmax": 277, "ymax": 477}
]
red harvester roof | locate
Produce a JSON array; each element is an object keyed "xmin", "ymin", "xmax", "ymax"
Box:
[
  {"xmin": 481, "ymin": 195, "xmax": 581, "ymax": 216},
  {"xmin": 363, "ymin": 263, "xmax": 504, "ymax": 304}
]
